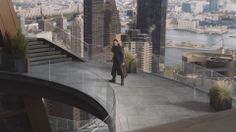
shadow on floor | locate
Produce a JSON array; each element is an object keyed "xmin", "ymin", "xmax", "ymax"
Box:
[{"xmin": 169, "ymin": 101, "xmax": 214, "ymax": 112}]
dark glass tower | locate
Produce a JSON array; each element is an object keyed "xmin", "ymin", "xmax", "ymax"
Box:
[
  {"xmin": 137, "ymin": 0, "xmax": 168, "ymax": 72},
  {"xmin": 209, "ymin": 0, "xmax": 218, "ymax": 12},
  {"xmin": 104, "ymin": 0, "xmax": 121, "ymax": 47},
  {"xmin": 84, "ymin": 0, "xmax": 104, "ymax": 59}
]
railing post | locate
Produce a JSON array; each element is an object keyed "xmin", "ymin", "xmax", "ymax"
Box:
[
  {"xmin": 49, "ymin": 60, "xmax": 51, "ymax": 81},
  {"xmin": 210, "ymin": 70, "xmax": 214, "ymax": 78}
]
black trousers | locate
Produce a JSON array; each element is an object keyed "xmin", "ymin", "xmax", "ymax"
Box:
[{"xmin": 111, "ymin": 61, "xmax": 124, "ymax": 79}]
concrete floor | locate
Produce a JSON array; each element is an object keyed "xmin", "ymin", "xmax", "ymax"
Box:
[
  {"xmin": 28, "ymin": 61, "xmax": 214, "ymax": 132},
  {"xmin": 128, "ymin": 109, "xmax": 236, "ymax": 132}
]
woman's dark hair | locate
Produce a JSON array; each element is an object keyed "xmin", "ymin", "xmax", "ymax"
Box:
[{"xmin": 113, "ymin": 39, "xmax": 119, "ymax": 43}]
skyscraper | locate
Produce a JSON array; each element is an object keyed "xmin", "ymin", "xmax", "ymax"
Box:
[
  {"xmin": 137, "ymin": 0, "xmax": 167, "ymax": 72},
  {"xmin": 56, "ymin": 15, "xmax": 68, "ymax": 42},
  {"xmin": 38, "ymin": 18, "xmax": 53, "ymax": 32},
  {"xmin": 104, "ymin": 0, "xmax": 121, "ymax": 47},
  {"xmin": 71, "ymin": 15, "xmax": 84, "ymax": 58},
  {"xmin": 84, "ymin": 0, "xmax": 104, "ymax": 59},
  {"xmin": 209, "ymin": 0, "xmax": 218, "ymax": 12},
  {"xmin": 182, "ymin": 2, "xmax": 192, "ymax": 13},
  {"xmin": 130, "ymin": 34, "xmax": 153, "ymax": 73}
]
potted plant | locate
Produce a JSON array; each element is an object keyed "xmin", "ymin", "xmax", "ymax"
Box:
[
  {"xmin": 209, "ymin": 80, "xmax": 233, "ymax": 112},
  {"xmin": 0, "ymin": 32, "xmax": 4, "ymax": 67},
  {"xmin": 11, "ymin": 31, "xmax": 28, "ymax": 73},
  {"xmin": 1, "ymin": 32, "xmax": 14, "ymax": 71},
  {"xmin": 124, "ymin": 52, "xmax": 137, "ymax": 73}
]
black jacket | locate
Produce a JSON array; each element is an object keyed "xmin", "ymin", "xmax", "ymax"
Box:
[{"xmin": 112, "ymin": 45, "xmax": 124, "ymax": 65}]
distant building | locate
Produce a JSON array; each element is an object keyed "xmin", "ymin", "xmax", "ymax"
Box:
[
  {"xmin": 134, "ymin": 34, "xmax": 152, "ymax": 73},
  {"xmin": 84, "ymin": 0, "xmax": 104, "ymax": 59},
  {"xmin": 71, "ymin": 15, "xmax": 84, "ymax": 58},
  {"xmin": 56, "ymin": 15, "xmax": 68, "ymax": 42},
  {"xmin": 56, "ymin": 15, "xmax": 67, "ymax": 30},
  {"xmin": 122, "ymin": 30, "xmax": 152, "ymax": 73},
  {"xmin": 137, "ymin": 0, "xmax": 167, "ymax": 73},
  {"xmin": 126, "ymin": 10, "xmax": 134, "ymax": 17},
  {"xmin": 183, "ymin": 51, "xmax": 236, "ymax": 77},
  {"xmin": 182, "ymin": 3, "xmax": 192, "ymax": 13},
  {"xmin": 177, "ymin": 19, "xmax": 199, "ymax": 31},
  {"xmin": 209, "ymin": 0, "xmax": 218, "ymax": 12},
  {"xmin": 17, "ymin": 15, "xmax": 26, "ymax": 34},
  {"xmin": 37, "ymin": 18, "xmax": 53, "ymax": 32},
  {"xmin": 44, "ymin": 99, "xmax": 89, "ymax": 130},
  {"xmin": 44, "ymin": 99, "xmax": 74, "ymax": 120},
  {"xmin": 104, "ymin": 0, "xmax": 121, "ymax": 47}
]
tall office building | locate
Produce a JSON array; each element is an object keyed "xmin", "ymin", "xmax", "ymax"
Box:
[
  {"xmin": 84, "ymin": 0, "xmax": 104, "ymax": 59},
  {"xmin": 56, "ymin": 15, "xmax": 68, "ymax": 41},
  {"xmin": 56, "ymin": 15, "xmax": 67, "ymax": 31},
  {"xmin": 182, "ymin": 3, "xmax": 192, "ymax": 13},
  {"xmin": 38, "ymin": 18, "xmax": 53, "ymax": 32},
  {"xmin": 131, "ymin": 34, "xmax": 152, "ymax": 73},
  {"xmin": 17, "ymin": 15, "xmax": 25, "ymax": 34},
  {"xmin": 137, "ymin": 0, "xmax": 167, "ymax": 72},
  {"xmin": 104, "ymin": 0, "xmax": 121, "ymax": 47},
  {"xmin": 209, "ymin": 0, "xmax": 218, "ymax": 12},
  {"xmin": 37, "ymin": 3, "xmax": 53, "ymax": 32},
  {"xmin": 71, "ymin": 15, "xmax": 84, "ymax": 58}
]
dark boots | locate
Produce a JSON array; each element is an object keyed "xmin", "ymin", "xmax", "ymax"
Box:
[
  {"xmin": 109, "ymin": 76, "xmax": 124, "ymax": 86},
  {"xmin": 121, "ymin": 76, "xmax": 124, "ymax": 86},
  {"xmin": 109, "ymin": 77, "xmax": 116, "ymax": 83}
]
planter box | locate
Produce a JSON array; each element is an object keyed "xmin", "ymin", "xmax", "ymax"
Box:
[
  {"xmin": 210, "ymin": 96, "xmax": 232, "ymax": 112},
  {"xmin": 0, "ymin": 48, "xmax": 2, "ymax": 68},
  {"xmin": 2, "ymin": 53, "xmax": 14, "ymax": 72},
  {"xmin": 14, "ymin": 58, "xmax": 28, "ymax": 73},
  {"xmin": 127, "ymin": 61, "xmax": 137, "ymax": 73}
]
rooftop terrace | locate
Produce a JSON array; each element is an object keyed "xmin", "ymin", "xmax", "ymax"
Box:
[{"xmin": 28, "ymin": 61, "xmax": 213, "ymax": 132}]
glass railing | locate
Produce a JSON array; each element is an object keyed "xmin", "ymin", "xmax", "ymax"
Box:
[
  {"xmin": 160, "ymin": 55, "xmax": 235, "ymax": 96},
  {"xmin": 27, "ymin": 59, "xmax": 116, "ymax": 132},
  {"xmin": 48, "ymin": 115, "xmax": 109, "ymax": 132},
  {"xmin": 25, "ymin": 24, "xmax": 116, "ymax": 132}
]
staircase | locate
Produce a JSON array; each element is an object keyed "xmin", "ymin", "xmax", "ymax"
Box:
[{"xmin": 27, "ymin": 38, "xmax": 82, "ymax": 66}]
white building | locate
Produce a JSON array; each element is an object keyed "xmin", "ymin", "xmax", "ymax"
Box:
[
  {"xmin": 17, "ymin": 4, "xmax": 79, "ymax": 18},
  {"xmin": 71, "ymin": 15, "xmax": 84, "ymax": 58},
  {"xmin": 177, "ymin": 19, "xmax": 199, "ymax": 31},
  {"xmin": 128, "ymin": 39, "xmax": 152, "ymax": 73}
]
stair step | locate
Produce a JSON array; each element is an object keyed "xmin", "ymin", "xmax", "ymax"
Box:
[
  {"xmin": 28, "ymin": 48, "xmax": 55, "ymax": 54},
  {"xmin": 27, "ymin": 38, "xmax": 38, "ymax": 42},
  {"xmin": 28, "ymin": 41, "xmax": 44, "ymax": 46},
  {"xmin": 28, "ymin": 44, "xmax": 49, "ymax": 50},
  {"xmin": 30, "ymin": 54, "xmax": 68, "ymax": 62},
  {"xmin": 31, "ymin": 58, "xmax": 72, "ymax": 66},
  {"xmin": 28, "ymin": 51, "xmax": 61, "ymax": 58}
]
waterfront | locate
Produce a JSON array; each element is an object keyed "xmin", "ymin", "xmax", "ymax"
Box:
[
  {"xmin": 166, "ymin": 29, "xmax": 236, "ymax": 49},
  {"xmin": 165, "ymin": 29, "xmax": 236, "ymax": 66}
]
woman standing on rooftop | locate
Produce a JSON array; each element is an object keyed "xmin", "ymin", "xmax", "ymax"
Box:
[{"xmin": 109, "ymin": 39, "xmax": 125, "ymax": 86}]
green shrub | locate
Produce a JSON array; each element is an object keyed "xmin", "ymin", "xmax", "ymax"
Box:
[
  {"xmin": 209, "ymin": 80, "xmax": 233, "ymax": 111},
  {"xmin": 11, "ymin": 31, "xmax": 28, "ymax": 59},
  {"xmin": 210, "ymin": 81, "xmax": 232, "ymax": 103},
  {"xmin": 124, "ymin": 52, "xmax": 135, "ymax": 64}
]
